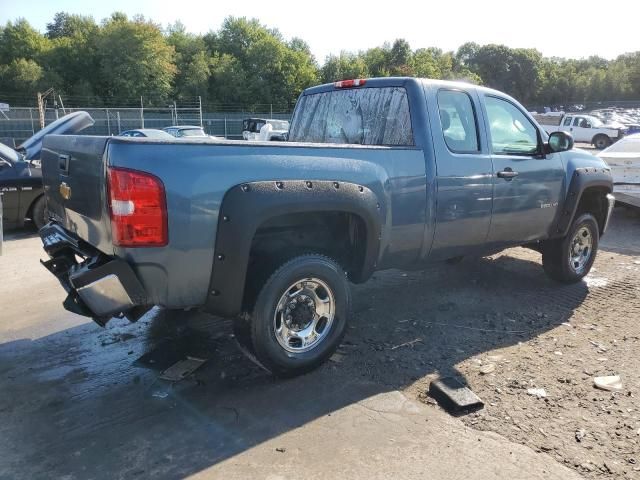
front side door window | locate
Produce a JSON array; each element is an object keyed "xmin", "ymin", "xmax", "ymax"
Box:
[{"xmin": 485, "ymin": 96, "xmax": 539, "ymax": 156}]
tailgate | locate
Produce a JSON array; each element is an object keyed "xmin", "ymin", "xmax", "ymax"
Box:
[{"xmin": 42, "ymin": 134, "xmax": 112, "ymax": 253}]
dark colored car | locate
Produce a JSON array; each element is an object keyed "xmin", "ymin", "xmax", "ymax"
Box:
[
  {"xmin": 119, "ymin": 129, "xmax": 175, "ymax": 139},
  {"xmin": 1, "ymin": 111, "xmax": 93, "ymax": 230},
  {"xmin": 0, "ymin": 142, "xmax": 45, "ymax": 229}
]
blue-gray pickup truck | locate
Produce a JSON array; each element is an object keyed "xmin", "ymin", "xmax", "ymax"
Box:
[{"xmin": 39, "ymin": 77, "xmax": 614, "ymax": 376}]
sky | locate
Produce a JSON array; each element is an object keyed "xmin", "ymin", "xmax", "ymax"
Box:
[{"xmin": 1, "ymin": 0, "xmax": 639, "ymax": 63}]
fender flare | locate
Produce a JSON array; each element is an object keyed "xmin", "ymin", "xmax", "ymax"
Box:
[
  {"xmin": 203, "ymin": 180, "xmax": 385, "ymax": 317},
  {"xmin": 552, "ymin": 167, "xmax": 612, "ymax": 237}
]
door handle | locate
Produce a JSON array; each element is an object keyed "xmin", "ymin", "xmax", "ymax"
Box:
[{"xmin": 497, "ymin": 169, "xmax": 518, "ymax": 180}]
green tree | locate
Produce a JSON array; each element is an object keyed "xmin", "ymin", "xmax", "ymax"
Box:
[
  {"xmin": 0, "ymin": 58, "xmax": 44, "ymax": 95},
  {"xmin": 214, "ymin": 17, "xmax": 318, "ymax": 107},
  {"xmin": 44, "ymin": 14, "xmax": 99, "ymax": 98},
  {"xmin": 388, "ymin": 39, "xmax": 412, "ymax": 75},
  {"xmin": 94, "ymin": 14, "xmax": 176, "ymax": 102},
  {"xmin": 0, "ymin": 19, "xmax": 49, "ymax": 64},
  {"xmin": 321, "ymin": 52, "xmax": 368, "ymax": 82},
  {"xmin": 46, "ymin": 12, "xmax": 97, "ymax": 39}
]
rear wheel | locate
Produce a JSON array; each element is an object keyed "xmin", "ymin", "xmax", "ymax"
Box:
[
  {"xmin": 593, "ymin": 135, "xmax": 611, "ymax": 150},
  {"xmin": 31, "ymin": 195, "xmax": 47, "ymax": 230},
  {"xmin": 242, "ymin": 254, "xmax": 350, "ymax": 377},
  {"xmin": 542, "ymin": 213, "xmax": 599, "ymax": 283}
]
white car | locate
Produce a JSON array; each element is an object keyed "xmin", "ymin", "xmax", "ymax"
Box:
[
  {"xmin": 242, "ymin": 118, "xmax": 289, "ymax": 141},
  {"xmin": 597, "ymin": 133, "xmax": 640, "ymax": 208},
  {"xmin": 533, "ymin": 113, "xmax": 625, "ymax": 149}
]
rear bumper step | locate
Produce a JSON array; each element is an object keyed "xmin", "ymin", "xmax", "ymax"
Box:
[{"xmin": 40, "ymin": 222, "xmax": 150, "ymax": 326}]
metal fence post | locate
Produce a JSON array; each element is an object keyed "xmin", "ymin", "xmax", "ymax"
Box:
[
  {"xmin": 140, "ymin": 97, "xmax": 145, "ymax": 128},
  {"xmin": 198, "ymin": 96, "xmax": 203, "ymax": 127},
  {"xmin": 29, "ymin": 108, "xmax": 35, "ymax": 135},
  {"xmin": 224, "ymin": 117, "xmax": 227, "ymax": 139},
  {"xmin": 117, "ymin": 111, "xmax": 121, "ymax": 133},
  {"xmin": 106, "ymin": 108, "xmax": 111, "ymax": 136}
]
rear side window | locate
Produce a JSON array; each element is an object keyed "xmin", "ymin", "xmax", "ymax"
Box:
[
  {"xmin": 289, "ymin": 87, "xmax": 414, "ymax": 146},
  {"xmin": 437, "ymin": 90, "xmax": 479, "ymax": 153}
]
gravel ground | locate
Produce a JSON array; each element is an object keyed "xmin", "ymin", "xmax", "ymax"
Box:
[{"xmin": 325, "ymin": 206, "xmax": 640, "ymax": 479}]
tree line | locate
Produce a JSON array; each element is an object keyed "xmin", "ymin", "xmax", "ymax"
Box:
[{"xmin": 1, "ymin": 12, "xmax": 639, "ymax": 110}]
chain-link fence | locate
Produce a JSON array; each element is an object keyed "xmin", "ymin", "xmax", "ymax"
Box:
[{"xmin": 0, "ymin": 102, "xmax": 292, "ymax": 145}]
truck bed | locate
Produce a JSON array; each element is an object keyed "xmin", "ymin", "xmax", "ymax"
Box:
[{"xmin": 41, "ymin": 134, "xmax": 427, "ymax": 309}]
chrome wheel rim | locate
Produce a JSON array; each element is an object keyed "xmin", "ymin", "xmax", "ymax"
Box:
[
  {"xmin": 273, "ymin": 278, "xmax": 335, "ymax": 353},
  {"xmin": 569, "ymin": 226, "xmax": 593, "ymax": 274}
]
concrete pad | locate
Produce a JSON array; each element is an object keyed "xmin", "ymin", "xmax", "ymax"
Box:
[{"xmin": 197, "ymin": 390, "xmax": 582, "ymax": 480}]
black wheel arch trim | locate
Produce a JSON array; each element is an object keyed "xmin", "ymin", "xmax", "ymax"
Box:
[
  {"xmin": 552, "ymin": 167, "xmax": 612, "ymax": 237},
  {"xmin": 203, "ymin": 180, "xmax": 384, "ymax": 317}
]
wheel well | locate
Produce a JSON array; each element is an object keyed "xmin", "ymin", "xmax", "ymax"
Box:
[
  {"xmin": 243, "ymin": 211, "xmax": 367, "ymax": 308},
  {"xmin": 249, "ymin": 211, "xmax": 367, "ymax": 277},
  {"xmin": 591, "ymin": 133, "xmax": 609, "ymax": 144},
  {"xmin": 576, "ymin": 187, "xmax": 609, "ymax": 234},
  {"xmin": 25, "ymin": 194, "xmax": 44, "ymax": 219}
]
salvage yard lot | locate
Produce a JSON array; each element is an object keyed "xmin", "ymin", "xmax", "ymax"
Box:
[{"xmin": 0, "ymin": 207, "xmax": 638, "ymax": 479}]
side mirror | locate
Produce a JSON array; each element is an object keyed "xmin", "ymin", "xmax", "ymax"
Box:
[{"xmin": 547, "ymin": 131, "xmax": 574, "ymax": 153}]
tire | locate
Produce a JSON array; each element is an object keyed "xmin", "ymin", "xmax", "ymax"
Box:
[
  {"xmin": 245, "ymin": 254, "xmax": 351, "ymax": 377},
  {"xmin": 542, "ymin": 213, "xmax": 599, "ymax": 283},
  {"xmin": 31, "ymin": 195, "xmax": 47, "ymax": 230},
  {"xmin": 593, "ymin": 135, "xmax": 611, "ymax": 150}
]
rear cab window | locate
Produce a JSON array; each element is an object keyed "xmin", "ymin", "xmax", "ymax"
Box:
[
  {"xmin": 436, "ymin": 90, "xmax": 480, "ymax": 153},
  {"xmin": 288, "ymin": 86, "xmax": 414, "ymax": 146}
]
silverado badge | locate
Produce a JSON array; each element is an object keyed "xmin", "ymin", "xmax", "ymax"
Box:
[{"xmin": 59, "ymin": 182, "xmax": 72, "ymax": 200}]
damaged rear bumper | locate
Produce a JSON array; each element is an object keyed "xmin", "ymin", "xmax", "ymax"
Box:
[{"xmin": 39, "ymin": 222, "xmax": 150, "ymax": 326}]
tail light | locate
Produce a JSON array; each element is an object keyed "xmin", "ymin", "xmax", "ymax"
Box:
[
  {"xmin": 108, "ymin": 167, "xmax": 168, "ymax": 247},
  {"xmin": 334, "ymin": 79, "xmax": 366, "ymax": 88}
]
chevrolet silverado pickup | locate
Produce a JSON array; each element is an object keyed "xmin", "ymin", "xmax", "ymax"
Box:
[{"xmin": 39, "ymin": 77, "xmax": 614, "ymax": 376}]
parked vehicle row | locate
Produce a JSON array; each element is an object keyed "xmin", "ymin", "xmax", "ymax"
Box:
[
  {"xmin": 38, "ymin": 77, "xmax": 614, "ymax": 377},
  {"xmin": 120, "ymin": 122, "xmax": 291, "ymax": 142}
]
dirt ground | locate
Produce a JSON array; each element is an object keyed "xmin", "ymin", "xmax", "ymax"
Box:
[
  {"xmin": 0, "ymin": 206, "xmax": 638, "ymax": 479},
  {"xmin": 345, "ymin": 205, "xmax": 640, "ymax": 478}
]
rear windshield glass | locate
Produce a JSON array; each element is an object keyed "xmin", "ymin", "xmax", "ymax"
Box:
[{"xmin": 288, "ymin": 87, "xmax": 414, "ymax": 146}]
